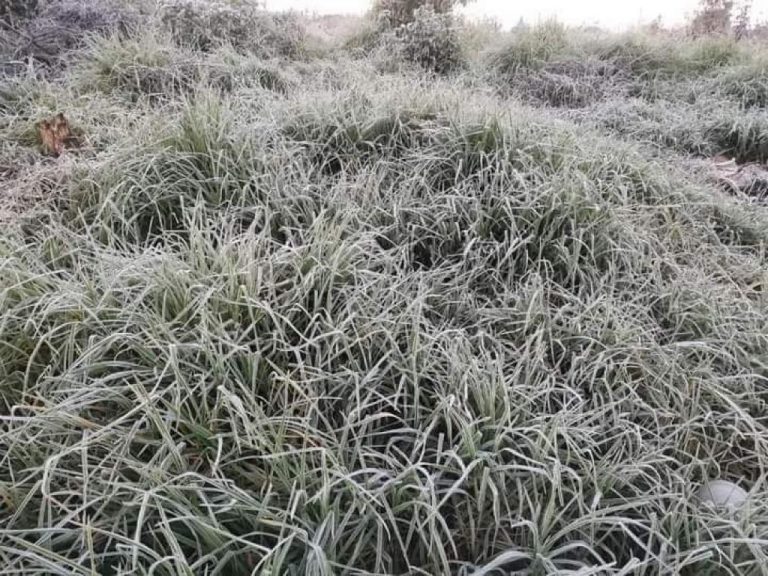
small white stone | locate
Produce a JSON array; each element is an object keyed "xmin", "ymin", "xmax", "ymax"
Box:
[{"xmin": 698, "ymin": 480, "xmax": 748, "ymax": 509}]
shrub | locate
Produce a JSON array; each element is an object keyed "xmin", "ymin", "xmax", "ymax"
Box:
[
  {"xmin": 385, "ymin": 6, "xmax": 464, "ymax": 74},
  {"xmin": 690, "ymin": 0, "xmax": 734, "ymax": 37},
  {"xmin": 374, "ymin": 0, "xmax": 468, "ymax": 27},
  {"xmin": 753, "ymin": 21, "xmax": 768, "ymax": 41},
  {"xmin": 246, "ymin": 11, "xmax": 306, "ymax": 59},
  {"xmin": 161, "ymin": 0, "xmax": 252, "ymax": 52},
  {"xmin": 160, "ymin": 0, "xmax": 305, "ymax": 58},
  {"xmin": 733, "ymin": 1, "xmax": 753, "ymax": 39}
]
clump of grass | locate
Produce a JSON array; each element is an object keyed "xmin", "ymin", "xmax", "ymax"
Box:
[
  {"xmin": 489, "ymin": 19, "xmax": 569, "ymax": 75},
  {"xmin": 505, "ymin": 32, "xmax": 746, "ymax": 108},
  {"xmin": 591, "ymin": 34, "xmax": 742, "ymax": 79},
  {"xmin": 514, "ymin": 58, "xmax": 626, "ymax": 108},
  {"xmin": 78, "ymin": 31, "xmax": 199, "ymax": 101},
  {"xmin": 683, "ymin": 36, "xmax": 743, "ymax": 70},
  {"xmin": 206, "ymin": 56, "xmax": 292, "ymax": 93},
  {"xmin": 69, "ymin": 94, "xmax": 268, "ymax": 241},
  {"xmin": 580, "ymin": 95, "xmax": 768, "ymax": 163},
  {"xmin": 717, "ymin": 60, "xmax": 768, "ymax": 108},
  {"xmin": 160, "ymin": 0, "xmax": 306, "ymax": 58},
  {"xmin": 0, "ymin": 77, "xmax": 48, "ymax": 118},
  {"xmin": 705, "ymin": 111, "xmax": 768, "ymax": 163},
  {"xmin": 590, "ymin": 34, "xmax": 672, "ymax": 79},
  {"xmin": 75, "ymin": 30, "xmax": 294, "ymax": 103}
]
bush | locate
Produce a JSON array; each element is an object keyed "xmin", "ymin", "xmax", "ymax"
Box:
[
  {"xmin": 690, "ymin": 0, "xmax": 734, "ymax": 37},
  {"xmin": 381, "ymin": 6, "xmax": 464, "ymax": 74},
  {"xmin": 161, "ymin": 0, "xmax": 251, "ymax": 52},
  {"xmin": 160, "ymin": 0, "xmax": 305, "ymax": 58},
  {"xmin": 374, "ymin": 0, "xmax": 466, "ymax": 27}
]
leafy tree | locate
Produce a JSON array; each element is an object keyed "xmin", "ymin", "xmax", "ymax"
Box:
[
  {"xmin": 690, "ymin": 0, "xmax": 734, "ymax": 36},
  {"xmin": 374, "ymin": 0, "xmax": 472, "ymax": 27},
  {"xmin": 733, "ymin": 1, "xmax": 753, "ymax": 39}
]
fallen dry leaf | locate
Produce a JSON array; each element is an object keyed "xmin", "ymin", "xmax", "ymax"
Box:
[
  {"xmin": 39, "ymin": 119, "xmax": 60, "ymax": 157},
  {"xmin": 709, "ymin": 155, "xmax": 768, "ymax": 197},
  {"xmin": 54, "ymin": 112, "xmax": 71, "ymax": 144},
  {"xmin": 38, "ymin": 113, "xmax": 78, "ymax": 157}
]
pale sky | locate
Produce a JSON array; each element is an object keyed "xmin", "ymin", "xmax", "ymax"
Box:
[{"xmin": 265, "ymin": 0, "xmax": 768, "ymax": 30}]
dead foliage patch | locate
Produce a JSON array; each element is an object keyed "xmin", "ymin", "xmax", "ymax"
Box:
[
  {"xmin": 711, "ymin": 154, "xmax": 768, "ymax": 198},
  {"xmin": 37, "ymin": 112, "xmax": 79, "ymax": 156}
]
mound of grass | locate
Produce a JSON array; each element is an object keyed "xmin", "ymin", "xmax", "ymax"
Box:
[
  {"xmin": 74, "ymin": 31, "xmax": 294, "ymax": 103},
  {"xmin": 5, "ymin": 77, "xmax": 768, "ymax": 573},
  {"xmin": 512, "ymin": 58, "xmax": 626, "ymax": 108},
  {"xmin": 683, "ymin": 36, "xmax": 743, "ymax": 70},
  {"xmin": 489, "ymin": 20, "xmax": 569, "ymax": 75},
  {"xmin": 492, "ymin": 31, "xmax": 750, "ymax": 109},
  {"xmin": 705, "ymin": 111, "xmax": 768, "ymax": 163},
  {"xmin": 579, "ymin": 96, "xmax": 768, "ymax": 163},
  {"xmin": 3, "ymin": 7, "xmax": 768, "ymax": 576},
  {"xmin": 717, "ymin": 61, "xmax": 768, "ymax": 108},
  {"xmin": 78, "ymin": 32, "xmax": 199, "ymax": 101},
  {"xmin": 591, "ymin": 34, "xmax": 742, "ymax": 78}
]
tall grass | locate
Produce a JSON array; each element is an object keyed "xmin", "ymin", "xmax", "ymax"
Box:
[{"xmin": 1, "ymin": 4, "xmax": 768, "ymax": 575}]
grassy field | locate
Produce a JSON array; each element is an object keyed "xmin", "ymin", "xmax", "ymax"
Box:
[{"xmin": 2, "ymin": 1, "xmax": 768, "ymax": 574}]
